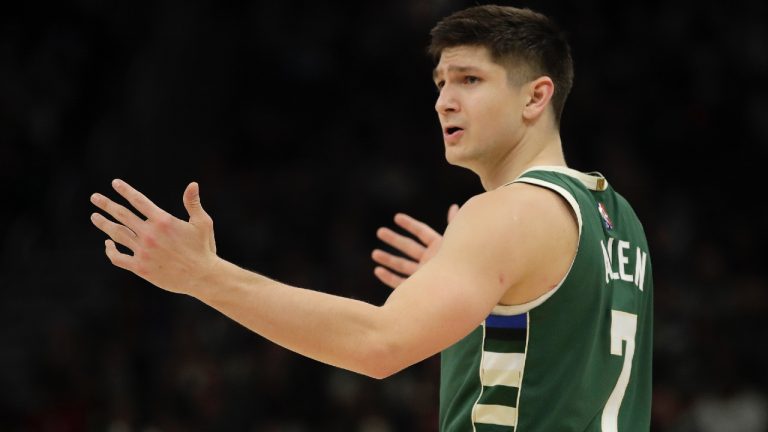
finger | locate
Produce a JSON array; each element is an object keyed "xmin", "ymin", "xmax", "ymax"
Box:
[
  {"xmin": 447, "ymin": 204, "xmax": 459, "ymax": 224},
  {"xmin": 371, "ymin": 249, "xmax": 419, "ymax": 275},
  {"xmin": 209, "ymin": 230, "xmax": 217, "ymax": 254},
  {"xmin": 111, "ymin": 179, "xmax": 164, "ymax": 220},
  {"xmin": 91, "ymin": 213, "xmax": 138, "ymax": 251},
  {"xmin": 183, "ymin": 182, "xmax": 211, "ymax": 225},
  {"xmin": 393, "ymin": 213, "xmax": 439, "ymax": 245},
  {"xmin": 104, "ymin": 239, "xmax": 135, "ymax": 272},
  {"xmin": 376, "ymin": 227, "xmax": 425, "ymax": 260},
  {"xmin": 183, "ymin": 182, "xmax": 216, "ymax": 253},
  {"xmin": 90, "ymin": 193, "xmax": 144, "ymax": 234},
  {"xmin": 374, "ymin": 266, "xmax": 405, "ymax": 290}
]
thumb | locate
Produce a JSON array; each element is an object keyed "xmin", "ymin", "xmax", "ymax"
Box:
[
  {"xmin": 183, "ymin": 182, "xmax": 207, "ymax": 222},
  {"xmin": 447, "ymin": 203, "xmax": 459, "ymax": 224}
]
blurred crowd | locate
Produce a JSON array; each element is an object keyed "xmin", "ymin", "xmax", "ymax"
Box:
[{"xmin": 2, "ymin": 0, "xmax": 767, "ymax": 431}]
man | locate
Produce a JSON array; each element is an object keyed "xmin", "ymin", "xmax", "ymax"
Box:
[{"xmin": 90, "ymin": 5, "xmax": 652, "ymax": 431}]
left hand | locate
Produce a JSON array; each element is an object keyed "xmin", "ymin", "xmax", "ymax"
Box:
[
  {"xmin": 371, "ymin": 204, "xmax": 459, "ymax": 289},
  {"xmin": 89, "ymin": 179, "xmax": 219, "ymax": 295}
]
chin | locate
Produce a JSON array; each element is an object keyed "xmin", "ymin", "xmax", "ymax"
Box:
[{"xmin": 444, "ymin": 147, "xmax": 475, "ymax": 170}]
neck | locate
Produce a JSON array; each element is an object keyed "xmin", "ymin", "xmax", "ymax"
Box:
[{"xmin": 478, "ymin": 128, "xmax": 566, "ymax": 191}]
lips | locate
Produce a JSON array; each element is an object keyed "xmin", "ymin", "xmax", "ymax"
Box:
[{"xmin": 443, "ymin": 125, "xmax": 465, "ymax": 143}]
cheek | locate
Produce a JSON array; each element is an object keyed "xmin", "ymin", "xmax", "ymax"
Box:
[{"xmin": 477, "ymin": 96, "xmax": 520, "ymax": 130}]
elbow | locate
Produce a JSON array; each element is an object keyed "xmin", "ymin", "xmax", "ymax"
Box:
[
  {"xmin": 358, "ymin": 333, "xmax": 407, "ymax": 380},
  {"xmin": 366, "ymin": 361, "xmax": 402, "ymax": 380},
  {"xmin": 361, "ymin": 354, "xmax": 402, "ymax": 380},
  {"xmin": 364, "ymin": 368, "xmax": 394, "ymax": 381}
]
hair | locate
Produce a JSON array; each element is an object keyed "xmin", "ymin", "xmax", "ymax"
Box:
[{"xmin": 428, "ymin": 5, "xmax": 574, "ymax": 126}]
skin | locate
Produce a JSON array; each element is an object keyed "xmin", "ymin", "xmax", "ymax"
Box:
[{"xmin": 90, "ymin": 45, "xmax": 578, "ymax": 378}]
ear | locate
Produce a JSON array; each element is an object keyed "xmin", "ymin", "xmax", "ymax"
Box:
[{"xmin": 522, "ymin": 76, "xmax": 555, "ymax": 122}]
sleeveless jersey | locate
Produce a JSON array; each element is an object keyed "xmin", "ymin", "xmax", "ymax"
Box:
[{"xmin": 439, "ymin": 166, "xmax": 653, "ymax": 431}]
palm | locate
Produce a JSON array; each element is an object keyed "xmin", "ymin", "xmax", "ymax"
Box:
[{"xmin": 371, "ymin": 204, "xmax": 459, "ymax": 289}]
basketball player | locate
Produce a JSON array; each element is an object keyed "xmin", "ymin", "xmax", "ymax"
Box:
[{"xmin": 89, "ymin": 5, "xmax": 652, "ymax": 430}]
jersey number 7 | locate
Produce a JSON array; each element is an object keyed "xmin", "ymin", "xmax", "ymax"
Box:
[{"xmin": 601, "ymin": 310, "xmax": 638, "ymax": 432}]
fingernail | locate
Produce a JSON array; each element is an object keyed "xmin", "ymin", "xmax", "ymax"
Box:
[
  {"xmin": 90, "ymin": 193, "xmax": 100, "ymax": 203},
  {"xmin": 112, "ymin": 179, "xmax": 121, "ymax": 188}
]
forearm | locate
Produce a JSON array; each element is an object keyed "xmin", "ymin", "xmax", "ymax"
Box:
[
  {"xmin": 90, "ymin": 181, "xmax": 518, "ymax": 383},
  {"xmin": 195, "ymin": 258, "xmax": 393, "ymax": 378}
]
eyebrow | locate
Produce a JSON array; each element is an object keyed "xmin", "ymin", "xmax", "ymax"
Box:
[{"xmin": 432, "ymin": 65, "xmax": 484, "ymax": 81}]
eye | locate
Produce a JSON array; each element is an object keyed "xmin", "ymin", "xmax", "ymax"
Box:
[
  {"xmin": 435, "ymin": 80, "xmax": 445, "ymax": 92},
  {"xmin": 464, "ymin": 75, "xmax": 480, "ymax": 85}
]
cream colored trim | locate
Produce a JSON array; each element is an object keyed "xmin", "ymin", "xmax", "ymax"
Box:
[
  {"xmin": 491, "ymin": 177, "xmax": 582, "ymax": 316},
  {"xmin": 514, "ymin": 313, "xmax": 530, "ymax": 428},
  {"xmin": 474, "ymin": 404, "xmax": 518, "ymax": 427},
  {"xmin": 480, "ymin": 352, "xmax": 525, "ymax": 387},
  {"xmin": 470, "ymin": 323, "xmax": 487, "ymax": 432},
  {"xmin": 482, "ymin": 351, "xmax": 526, "ymax": 372},
  {"xmin": 507, "ymin": 165, "xmax": 608, "ymax": 191},
  {"xmin": 481, "ymin": 369, "xmax": 521, "ymax": 388}
]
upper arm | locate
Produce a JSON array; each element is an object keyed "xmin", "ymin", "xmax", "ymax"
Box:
[{"xmin": 374, "ymin": 184, "xmax": 578, "ymax": 375}]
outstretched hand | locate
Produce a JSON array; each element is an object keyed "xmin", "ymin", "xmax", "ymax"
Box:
[
  {"xmin": 371, "ymin": 204, "xmax": 459, "ymax": 289},
  {"xmin": 89, "ymin": 179, "xmax": 219, "ymax": 295}
]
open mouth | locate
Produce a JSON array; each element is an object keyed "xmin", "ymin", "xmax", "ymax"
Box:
[{"xmin": 445, "ymin": 126, "xmax": 464, "ymax": 135}]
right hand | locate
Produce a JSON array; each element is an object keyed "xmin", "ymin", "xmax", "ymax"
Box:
[
  {"xmin": 89, "ymin": 180, "xmax": 219, "ymax": 296},
  {"xmin": 372, "ymin": 204, "xmax": 460, "ymax": 289}
]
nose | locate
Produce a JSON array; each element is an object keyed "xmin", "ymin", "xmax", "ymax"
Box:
[{"xmin": 435, "ymin": 87, "xmax": 459, "ymax": 115}]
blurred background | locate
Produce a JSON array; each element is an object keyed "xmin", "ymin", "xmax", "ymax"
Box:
[{"xmin": 2, "ymin": 0, "xmax": 767, "ymax": 430}]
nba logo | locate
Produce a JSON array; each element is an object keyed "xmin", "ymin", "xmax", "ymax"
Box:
[{"xmin": 598, "ymin": 202, "xmax": 614, "ymax": 230}]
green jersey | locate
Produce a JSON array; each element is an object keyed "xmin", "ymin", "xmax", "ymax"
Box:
[{"xmin": 439, "ymin": 166, "xmax": 653, "ymax": 431}]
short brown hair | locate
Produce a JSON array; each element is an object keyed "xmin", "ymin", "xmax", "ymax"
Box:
[{"xmin": 429, "ymin": 5, "xmax": 574, "ymax": 125}]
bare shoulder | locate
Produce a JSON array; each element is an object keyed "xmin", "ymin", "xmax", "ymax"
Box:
[
  {"xmin": 449, "ymin": 182, "xmax": 576, "ymax": 234},
  {"xmin": 438, "ymin": 182, "xmax": 578, "ymax": 304},
  {"xmin": 494, "ymin": 181, "xmax": 577, "ymax": 227}
]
